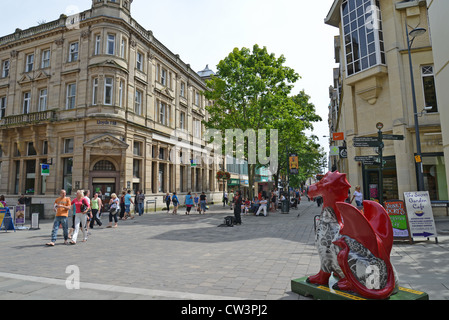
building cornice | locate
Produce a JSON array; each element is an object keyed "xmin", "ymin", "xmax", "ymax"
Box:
[
  {"xmin": 324, "ymin": 0, "xmax": 342, "ymax": 28},
  {"xmin": 0, "ymin": 8, "xmax": 208, "ymax": 90},
  {"xmin": 395, "ymin": 0, "xmax": 427, "ymax": 10}
]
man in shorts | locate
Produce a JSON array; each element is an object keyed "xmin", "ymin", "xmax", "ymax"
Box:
[{"xmin": 124, "ymin": 190, "xmax": 134, "ymax": 220}]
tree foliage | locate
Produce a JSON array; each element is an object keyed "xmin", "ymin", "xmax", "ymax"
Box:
[{"xmin": 203, "ymin": 45, "xmax": 324, "ymax": 196}]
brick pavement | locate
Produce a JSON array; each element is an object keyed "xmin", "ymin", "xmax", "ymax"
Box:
[{"xmin": 0, "ymin": 198, "xmax": 448, "ymax": 300}]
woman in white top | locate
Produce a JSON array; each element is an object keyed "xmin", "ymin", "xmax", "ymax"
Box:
[
  {"xmin": 107, "ymin": 193, "xmax": 119, "ymax": 228},
  {"xmin": 351, "ymin": 185, "xmax": 364, "ymax": 207}
]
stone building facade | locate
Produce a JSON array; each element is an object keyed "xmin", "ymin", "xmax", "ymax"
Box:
[
  {"xmin": 325, "ymin": 0, "xmax": 448, "ymax": 211},
  {"xmin": 0, "ymin": 0, "xmax": 222, "ymax": 216}
]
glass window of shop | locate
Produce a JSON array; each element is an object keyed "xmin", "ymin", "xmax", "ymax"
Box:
[
  {"xmin": 362, "ymin": 156, "xmax": 398, "ymax": 202},
  {"xmin": 422, "ymin": 154, "xmax": 448, "ymax": 201},
  {"xmin": 63, "ymin": 158, "xmax": 73, "ymax": 195}
]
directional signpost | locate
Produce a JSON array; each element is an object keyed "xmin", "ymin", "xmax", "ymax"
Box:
[
  {"xmin": 353, "ymin": 123, "xmax": 405, "ymax": 205},
  {"xmin": 383, "ymin": 134, "xmax": 405, "ymax": 141},
  {"xmin": 354, "ymin": 155, "xmax": 380, "ymax": 165},
  {"xmin": 353, "ymin": 137, "xmax": 381, "ymax": 148}
]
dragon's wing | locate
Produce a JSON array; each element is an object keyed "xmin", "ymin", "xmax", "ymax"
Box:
[
  {"xmin": 336, "ymin": 202, "xmax": 380, "ymax": 257},
  {"xmin": 361, "ymin": 200, "xmax": 394, "ymax": 256}
]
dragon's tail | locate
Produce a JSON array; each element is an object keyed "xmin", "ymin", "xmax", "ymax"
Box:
[{"xmin": 333, "ymin": 238, "xmax": 396, "ymax": 300}]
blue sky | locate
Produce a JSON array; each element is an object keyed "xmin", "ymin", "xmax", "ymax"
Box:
[{"xmin": 0, "ymin": 0, "xmax": 338, "ymax": 158}]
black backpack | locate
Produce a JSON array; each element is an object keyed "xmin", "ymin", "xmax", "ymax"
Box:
[{"xmin": 224, "ymin": 216, "xmax": 235, "ymax": 227}]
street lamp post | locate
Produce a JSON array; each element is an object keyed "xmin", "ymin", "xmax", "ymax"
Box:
[{"xmin": 405, "ymin": 22, "xmax": 426, "ymax": 191}]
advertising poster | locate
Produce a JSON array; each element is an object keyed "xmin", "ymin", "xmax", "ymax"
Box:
[
  {"xmin": 403, "ymin": 191, "xmax": 437, "ymax": 240},
  {"xmin": 0, "ymin": 208, "xmax": 5, "ymax": 227},
  {"xmin": 15, "ymin": 205, "xmax": 25, "ymax": 225},
  {"xmin": 384, "ymin": 200, "xmax": 411, "ymax": 241}
]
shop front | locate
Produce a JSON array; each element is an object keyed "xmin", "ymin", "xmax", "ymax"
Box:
[{"xmin": 362, "ymin": 157, "xmax": 398, "ymax": 203}]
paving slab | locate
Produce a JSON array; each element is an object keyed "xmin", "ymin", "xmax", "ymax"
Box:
[{"xmin": 0, "ymin": 198, "xmax": 448, "ymax": 301}]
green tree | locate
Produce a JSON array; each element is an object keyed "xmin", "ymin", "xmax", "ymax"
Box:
[{"xmin": 204, "ymin": 45, "xmax": 323, "ymax": 198}]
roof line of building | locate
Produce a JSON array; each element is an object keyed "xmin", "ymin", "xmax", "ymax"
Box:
[{"xmin": 0, "ymin": 8, "xmax": 211, "ymax": 88}]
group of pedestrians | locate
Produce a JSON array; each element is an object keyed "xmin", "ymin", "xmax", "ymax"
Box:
[
  {"xmin": 164, "ymin": 191, "xmax": 208, "ymax": 215},
  {"xmin": 45, "ymin": 188, "xmax": 142, "ymax": 246},
  {"xmin": 46, "ymin": 189, "xmax": 90, "ymax": 246}
]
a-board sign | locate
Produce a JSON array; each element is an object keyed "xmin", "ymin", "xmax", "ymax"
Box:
[
  {"xmin": 15, "ymin": 205, "xmax": 25, "ymax": 225},
  {"xmin": 384, "ymin": 200, "xmax": 411, "ymax": 242},
  {"xmin": 0, "ymin": 207, "xmax": 15, "ymax": 231},
  {"xmin": 403, "ymin": 191, "xmax": 437, "ymax": 241}
]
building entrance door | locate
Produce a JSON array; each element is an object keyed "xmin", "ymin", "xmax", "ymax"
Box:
[
  {"xmin": 93, "ymin": 182, "xmax": 115, "ymax": 202},
  {"xmin": 362, "ymin": 156, "xmax": 398, "ymax": 202}
]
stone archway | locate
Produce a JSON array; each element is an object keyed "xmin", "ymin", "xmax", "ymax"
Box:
[{"xmin": 84, "ymin": 134, "xmax": 129, "ymax": 198}]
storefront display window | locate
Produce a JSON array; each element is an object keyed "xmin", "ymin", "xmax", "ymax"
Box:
[
  {"xmin": 422, "ymin": 154, "xmax": 448, "ymax": 201},
  {"xmin": 363, "ymin": 156, "xmax": 398, "ymax": 202}
]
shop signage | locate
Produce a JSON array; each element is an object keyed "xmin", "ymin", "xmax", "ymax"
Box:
[
  {"xmin": 384, "ymin": 200, "xmax": 411, "ymax": 242},
  {"xmin": 97, "ymin": 120, "xmax": 118, "ymax": 126},
  {"xmin": 329, "ymin": 146, "xmax": 339, "ymax": 156},
  {"xmin": 41, "ymin": 164, "xmax": 50, "ymax": 176},
  {"xmin": 289, "ymin": 153, "xmax": 299, "ymax": 175},
  {"xmin": 227, "ymin": 179, "xmax": 240, "ymax": 186},
  {"xmin": 332, "ymin": 132, "xmax": 345, "ymax": 141},
  {"xmin": 403, "ymin": 191, "xmax": 438, "ymax": 242}
]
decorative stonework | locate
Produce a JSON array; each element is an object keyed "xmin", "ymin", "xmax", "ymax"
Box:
[
  {"xmin": 346, "ymin": 65, "xmax": 388, "ymax": 105},
  {"xmin": 84, "ymin": 134, "xmax": 129, "ymax": 155}
]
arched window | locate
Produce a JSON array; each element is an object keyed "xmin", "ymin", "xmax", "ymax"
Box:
[{"xmin": 93, "ymin": 160, "xmax": 116, "ymax": 171}]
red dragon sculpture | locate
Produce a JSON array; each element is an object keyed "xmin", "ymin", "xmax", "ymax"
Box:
[{"xmin": 307, "ymin": 171, "xmax": 398, "ymax": 300}]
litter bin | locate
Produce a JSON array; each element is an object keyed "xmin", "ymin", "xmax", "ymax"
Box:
[{"xmin": 281, "ymin": 199, "xmax": 290, "ymax": 214}]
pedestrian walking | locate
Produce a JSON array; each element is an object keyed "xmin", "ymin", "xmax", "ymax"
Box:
[
  {"xmin": 119, "ymin": 191, "xmax": 126, "ymax": 220},
  {"xmin": 199, "ymin": 192, "xmax": 207, "ymax": 214},
  {"xmin": 165, "ymin": 193, "xmax": 171, "ymax": 213},
  {"xmin": 124, "ymin": 190, "xmax": 134, "ymax": 220},
  {"xmin": 46, "ymin": 189, "xmax": 71, "ymax": 246},
  {"xmin": 172, "ymin": 192, "xmax": 179, "ymax": 215},
  {"xmin": 223, "ymin": 191, "xmax": 228, "ymax": 207},
  {"xmin": 84, "ymin": 190, "xmax": 93, "ymax": 234},
  {"xmin": 194, "ymin": 193, "xmax": 199, "ymax": 212},
  {"xmin": 351, "ymin": 185, "xmax": 364, "ymax": 207},
  {"xmin": 316, "ymin": 196, "xmax": 323, "ymax": 207},
  {"xmin": 233, "ymin": 191, "xmax": 242, "ymax": 225},
  {"xmin": 89, "ymin": 192, "xmax": 103, "ymax": 228},
  {"xmin": 270, "ymin": 191, "xmax": 277, "ymax": 212},
  {"xmin": 107, "ymin": 193, "xmax": 119, "ymax": 228},
  {"xmin": 185, "ymin": 192, "xmax": 194, "ymax": 215},
  {"xmin": 70, "ymin": 190, "xmax": 90, "ymax": 245},
  {"xmin": 229, "ymin": 190, "xmax": 234, "ymax": 210},
  {"xmin": 135, "ymin": 190, "xmax": 145, "ymax": 216}
]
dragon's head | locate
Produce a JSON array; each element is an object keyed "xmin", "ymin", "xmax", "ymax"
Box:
[{"xmin": 308, "ymin": 171, "xmax": 351, "ymax": 204}]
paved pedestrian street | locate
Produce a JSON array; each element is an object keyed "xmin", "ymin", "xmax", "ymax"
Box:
[{"xmin": 1, "ymin": 199, "xmax": 449, "ymax": 301}]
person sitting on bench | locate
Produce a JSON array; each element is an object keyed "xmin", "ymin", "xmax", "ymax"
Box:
[{"xmin": 256, "ymin": 197, "xmax": 268, "ymax": 217}]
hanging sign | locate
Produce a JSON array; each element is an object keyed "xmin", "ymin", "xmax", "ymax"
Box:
[
  {"xmin": 329, "ymin": 146, "xmax": 339, "ymax": 156},
  {"xmin": 332, "ymin": 132, "xmax": 345, "ymax": 141},
  {"xmin": 41, "ymin": 164, "xmax": 50, "ymax": 176},
  {"xmin": 289, "ymin": 154, "xmax": 299, "ymax": 175},
  {"xmin": 403, "ymin": 191, "xmax": 438, "ymax": 242}
]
